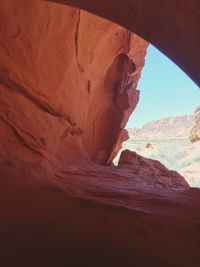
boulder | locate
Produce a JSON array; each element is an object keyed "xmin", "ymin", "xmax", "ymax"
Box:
[{"xmin": 118, "ymin": 149, "xmax": 189, "ymax": 189}]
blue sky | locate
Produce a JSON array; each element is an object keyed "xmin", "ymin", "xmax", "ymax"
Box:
[{"xmin": 126, "ymin": 45, "xmax": 200, "ymax": 128}]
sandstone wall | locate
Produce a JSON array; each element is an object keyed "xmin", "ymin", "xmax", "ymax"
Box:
[
  {"xmin": 0, "ymin": 0, "xmax": 148, "ymax": 167},
  {"xmin": 52, "ymin": 0, "xmax": 200, "ymax": 87}
]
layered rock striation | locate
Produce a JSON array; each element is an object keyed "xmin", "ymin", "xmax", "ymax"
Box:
[{"xmin": 0, "ymin": 152, "xmax": 199, "ymax": 267}]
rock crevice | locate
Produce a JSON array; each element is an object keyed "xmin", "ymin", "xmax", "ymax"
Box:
[{"xmin": 0, "ymin": 78, "xmax": 76, "ymax": 126}]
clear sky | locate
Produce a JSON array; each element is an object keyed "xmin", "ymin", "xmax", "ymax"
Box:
[{"xmin": 126, "ymin": 44, "xmax": 200, "ymax": 128}]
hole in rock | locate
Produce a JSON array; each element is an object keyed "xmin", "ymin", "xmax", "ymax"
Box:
[{"xmin": 115, "ymin": 45, "xmax": 200, "ymax": 187}]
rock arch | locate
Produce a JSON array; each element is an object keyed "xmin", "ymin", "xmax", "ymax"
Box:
[
  {"xmin": 0, "ymin": 2, "xmax": 200, "ymax": 266},
  {"xmin": 49, "ymin": 0, "xmax": 200, "ymax": 86}
]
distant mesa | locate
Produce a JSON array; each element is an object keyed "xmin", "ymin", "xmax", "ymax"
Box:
[{"xmin": 127, "ymin": 115, "xmax": 193, "ymax": 140}]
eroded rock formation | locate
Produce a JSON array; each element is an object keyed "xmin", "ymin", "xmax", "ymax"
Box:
[
  {"xmin": 190, "ymin": 106, "xmax": 200, "ymax": 143},
  {"xmin": 0, "ymin": 0, "xmax": 148, "ymax": 167},
  {"xmin": 119, "ymin": 149, "xmax": 189, "ymax": 188},
  {"xmin": 1, "ymin": 151, "xmax": 200, "ymax": 267},
  {"xmin": 52, "ymin": 0, "xmax": 200, "ymax": 87},
  {"xmin": 0, "ymin": 1, "xmax": 200, "ymax": 267}
]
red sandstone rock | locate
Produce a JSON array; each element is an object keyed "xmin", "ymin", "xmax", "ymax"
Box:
[
  {"xmin": 0, "ymin": 1, "xmax": 200, "ymax": 267},
  {"xmin": 0, "ymin": 155, "xmax": 200, "ymax": 267},
  {"xmin": 0, "ymin": 1, "xmax": 148, "ymax": 166},
  {"xmin": 107, "ymin": 128, "xmax": 129, "ymax": 165},
  {"xmin": 53, "ymin": 0, "xmax": 200, "ymax": 87},
  {"xmin": 118, "ymin": 149, "xmax": 189, "ymax": 188}
]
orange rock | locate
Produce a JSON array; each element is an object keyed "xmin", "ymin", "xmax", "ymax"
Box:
[
  {"xmin": 107, "ymin": 129, "xmax": 129, "ymax": 165},
  {"xmin": 145, "ymin": 143, "xmax": 154, "ymax": 149},
  {"xmin": 0, "ymin": 154, "xmax": 199, "ymax": 267},
  {"xmin": 0, "ymin": 2, "xmax": 200, "ymax": 267},
  {"xmin": 0, "ymin": 1, "xmax": 148, "ymax": 166},
  {"xmin": 118, "ymin": 149, "xmax": 189, "ymax": 188}
]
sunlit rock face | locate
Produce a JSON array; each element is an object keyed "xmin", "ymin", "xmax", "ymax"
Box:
[
  {"xmin": 190, "ymin": 106, "xmax": 200, "ymax": 143},
  {"xmin": 0, "ymin": 0, "xmax": 148, "ymax": 167}
]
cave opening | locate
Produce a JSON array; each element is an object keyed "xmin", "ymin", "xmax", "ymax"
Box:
[
  {"xmin": 115, "ymin": 44, "xmax": 200, "ymax": 187},
  {"xmin": 0, "ymin": 1, "xmax": 200, "ymax": 266}
]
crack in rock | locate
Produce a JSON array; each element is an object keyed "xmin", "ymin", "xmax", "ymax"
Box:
[
  {"xmin": 74, "ymin": 9, "xmax": 84, "ymax": 73},
  {"xmin": 0, "ymin": 115, "xmax": 45, "ymax": 157},
  {"xmin": 0, "ymin": 77, "xmax": 76, "ymax": 126}
]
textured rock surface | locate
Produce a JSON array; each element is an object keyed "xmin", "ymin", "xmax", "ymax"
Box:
[
  {"xmin": 0, "ymin": 0, "xmax": 148, "ymax": 166},
  {"xmin": 190, "ymin": 106, "xmax": 200, "ymax": 142},
  {"xmin": 0, "ymin": 1, "xmax": 200, "ymax": 267},
  {"xmin": 118, "ymin": 149, "xmax": 189, "ymax": 188},
  {"xmin": 52, "ymin": 0, "xmax": 200, "ymax": 87},
  {"xmin": 0, "ymin": 155, "xmax": 200, "ymax": 267},
  {"xmin": 107, "ymin": 128, "xmax": 129, "ymax": 165}
]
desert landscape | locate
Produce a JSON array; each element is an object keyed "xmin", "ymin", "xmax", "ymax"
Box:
[{"xmin": 116, "ymin": 111, "xmax": 200, "ymax": 187}]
